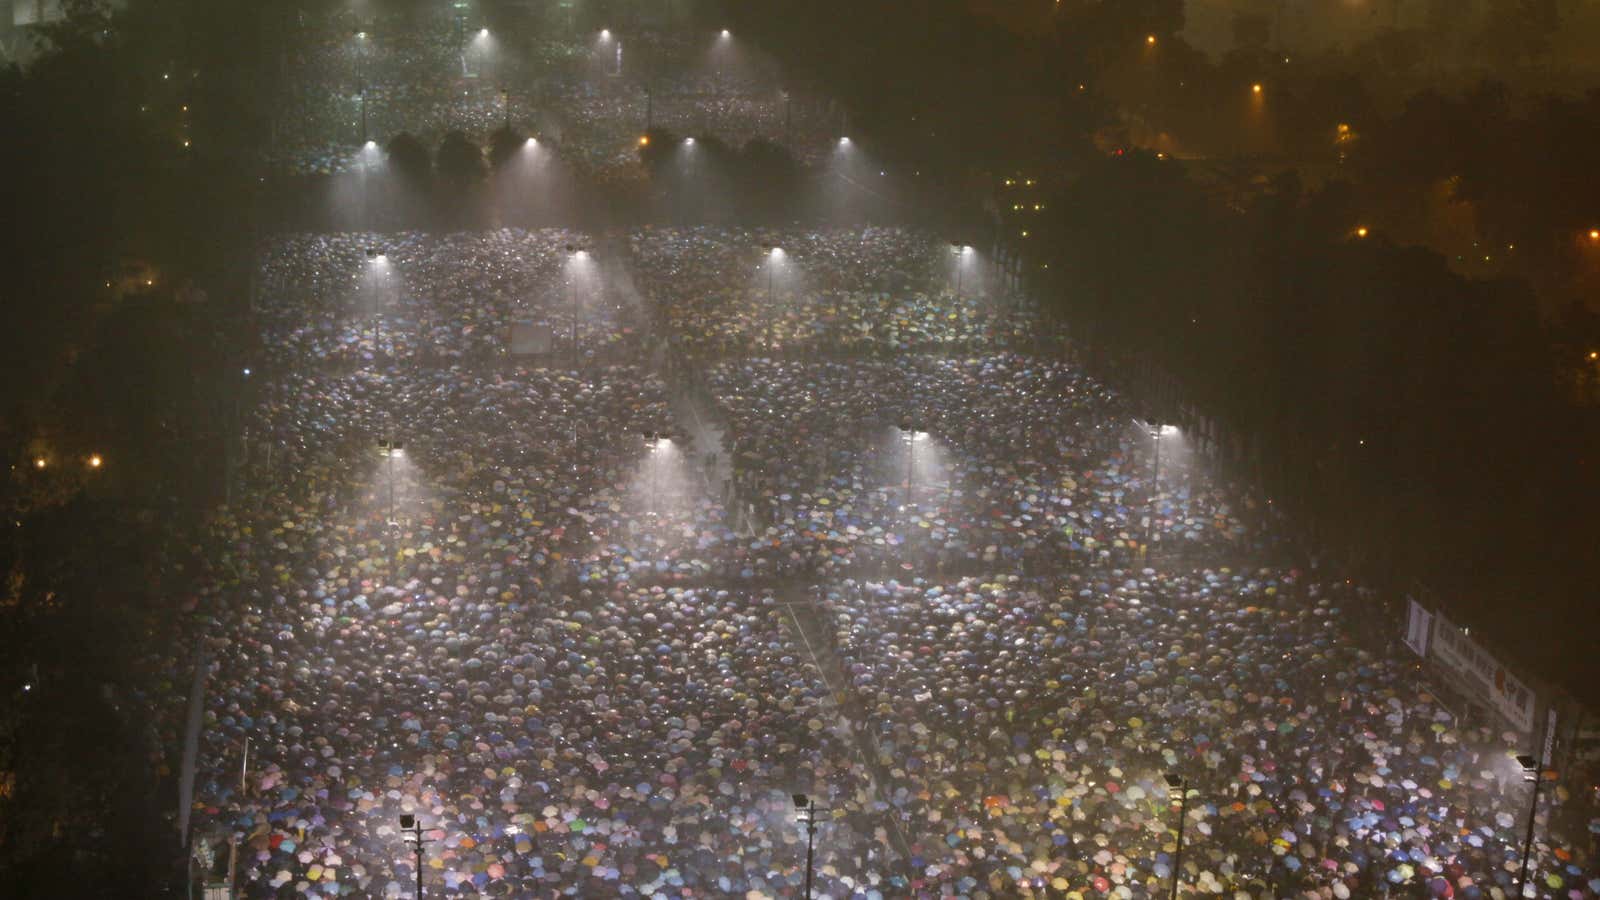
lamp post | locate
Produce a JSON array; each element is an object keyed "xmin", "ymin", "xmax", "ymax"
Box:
[
  {"xmin": 1515, "ymin": 753, "xmax": 1544, "ymax": 898},
  {"xmin": 566, "ymin": 245, "xmax": 586, "ymax": 368},
  {"xmin": 793, "ymin": 794, "xmax": 827, "ymax": 900},
  {"xmin": 1148, "ymin": 423, "xmax": 1165, "ymax": 545},
  {"xmin": 366, "ymin": 247, "xmax": 388, "ymax": 361},
  {"xmin": 950, "ymin": 242, "xmax": 968, "ymax": 299},
  {"xmin": 898, "ymin": 421, "xmax": 926, "ymax": 510},
  {"xmin": 761, "ymin": 244, "xmax": 780, "ymax": 347},
  {"xmin": 1164, "ymin": 773, "xmax": 1188, "ymax": 900},
  {"xmin": 643, "ymin": 431, "xmax": 667, "ymax": 513},
  {"xmin": 377, "ymin": 439, "xmax": 404, "ymax": 525},
  {"xmin": 399, "ymin": 813, "xmax": 431, "ymax": 898}
]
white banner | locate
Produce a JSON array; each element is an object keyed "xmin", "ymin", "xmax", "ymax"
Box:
[
  {"xmin": 1403, "ymin": 598, "xmax": 1432, "ymax": 658},
  {"xmin": 1429, "ymin": 614, "xmax": 1536, "ymax": 734}
]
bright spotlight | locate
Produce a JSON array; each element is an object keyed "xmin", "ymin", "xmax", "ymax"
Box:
[
  {"xmin": 33, "ymin": 457, "xmax": 46, "ymax": 470},
  {"xmin": 88, "ymin": 454, "xmax": 103, "ymax": 469},
  {"xmin": 720, "ymin": 29, "xmax": 730, "ymax": 38},
  {"xmin": 600, "ymin": 29, "xmax": 611, "ymax": 39},
  {"xmin": 479, "ymin": 28, "xmax": 489, "ymax": 37},
  {"xmin": 524, "ymin": 137, "xmax": 537, "ymax": 147},
  {"xmin": 1158, "ymin": 424, "xmax": 1179, "ymax": 436},
  {"xmin": 363, "ymin": 139, "xmax": 377, "ymax": 149},
  {"xmin": 356, "ymin": 31, "xmax": 367, "ymax": 39},
  {"xmin": 638, "ymin": 135, "xmax": 650, "ymax": 147},
  {"xmin": 684, "ymin": 137, "xmax": 695, "ymax": 146},
  {"xmin": 838, "ymin": 136, "xmax": 851, "ymax": 145}
]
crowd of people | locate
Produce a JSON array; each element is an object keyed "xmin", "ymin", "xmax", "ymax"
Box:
[
  {"xmin": 702, "ymin": 353, "xmax": 1259, "ymax": 584},
  {"xmin": 145, "ymin": 222, "xmax": 1600, "ymax": 898},
  {"xmin": 823, "ymin": 570, "xmax": 1599, "ymax": 898},
  {"xmin": 261, "ymin": 10, "xmax": 836, "ymax": 180},
  {"xmin": 254, "ymin": 230, "xmax": 632, "ymax": 369},
  {"xmin": 631, "ymin": 227, "xmax": 1038, "ymax": 358}
]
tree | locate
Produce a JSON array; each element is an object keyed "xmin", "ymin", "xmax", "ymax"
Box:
[{"xmin": 436, "ymin": 130, "xmax": 486, "ymax": 183}]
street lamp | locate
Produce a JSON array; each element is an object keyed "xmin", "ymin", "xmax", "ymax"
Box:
[
  {"xmin": 354, "ymin": 29, "xmax": 368, "ymax": 91},
  {"xmin": 793, "ymin": 794, "xmax": 827, "ymax": 900},
  {"xmin": 643, "ymin": 431, "xmax": 669, "ymax": 512},
  {"xmin": 950, "ymin": 242, "xmax": 970, "ymax": 299},
  {"xmin": 762, "ymin": 244, "xmax": 782, "ymax": 345},
  {"xmin": 399, "ymin": 813, "xmax": 431, "ymax": 899},
  {"xmin": 898, "ymin": 420, "xmax": 928, "ymax": 509},
  {"xmin": 1515, "ymin": 753, "xmax": 1545, "ymax": 898},
  {"xmin": 1164, "ymin": 773, "xmax": 1188, "ymax": 900},
  {"xmin": 367, "ymin": 248, "xmax": 389, "ymax": 361},
  {"xmin": 88, "ymin": 454, "xmax": 103, "ymax": 469},
  {"xmin": 566, "ymin": 245, "xmax": 588, "ymax": 368},
  {"xmin": 377, "ymin": 439, "xmax": 404, "ymax": 525}
]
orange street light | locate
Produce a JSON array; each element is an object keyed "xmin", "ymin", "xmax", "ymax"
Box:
[
  {"xmin": 1251, "ymin": 83, "xmax": 1263, "ymax": 95},
  {"xmin": 1146, "ymin": 34, "xmax": 1157, "ymax": 46},
  {"xmin": 1355, "ymin": 226, "xmax": 1369, "ymax": 238},
  {"xmin": 33, "ymin": 457, "xmax": 46, "ymax": 470},
  {"xmin": 88, "ymin": 454, "xmax": 103, "ymax": 469},
  {"xmin": 638, "ymin": 135, "xmax": 650, "ymax": 147},
  {"xmin": 1588, "ymin": 228, "xmax": 1599, "ymax": 241}
]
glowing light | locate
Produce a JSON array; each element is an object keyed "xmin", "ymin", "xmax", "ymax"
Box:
[
  {"xmin": 1355, "ymin": 226, "xmax": 1369, "ymax": 238},
  {"xmin": 768, "ymin": 246, "xmax": 784, "ymax": 258},
  {"xmin": 839, "ymin": 136, "xmax": 851, "ymax": 145},
  {"xmin": 638, "ymin": 135, "xmax": 650, "ymax": 147},
  {"xmin": 479, "ymin": 28, "xmax": 489, "ymax": 37},
  {"xmin": 243, "ymin": 367, "xmax": 252, "ymax": 376},
  {"xmin": 356, "ymin": 31, "xmax": 366, "ymax": 39},
  {"xmin": 525, "ymin": 137, "xmax": 537, "ymax": 147},
  {"xmin": 684, "ymin": 137, "xmax": 695, "ymax": 145},
  {"xmin": 33, "ymin": 457, "xmax": 46, "ymax": 469},
  {"xmin": 1589, "ymin": 351, "xmax": 1598, "ymax": 360},
  {"xmin": 1146, "ymin": 34, "xmax": 1157, "ymax": 46},
  {"xmin": 364, "ymin": 140, "xmax": 377, "ymax": 149},
  {"xmin": 1589, "ymin": 229, "xmax": 1600, "ymax": 241},
  {"xmin": 720, "ymin": 29, "xmax": 730, "ymax": 38},
  {"xmin": 600, "ymin": 29, "xmax": 611, "ymax": 39},
  {"xmin": 1251, "ymin": 83, "xmax": 1263, "ymax": 94},
  {"xmin": 88, "ymin": 454, "xmax": 103, "ymax": 468}
]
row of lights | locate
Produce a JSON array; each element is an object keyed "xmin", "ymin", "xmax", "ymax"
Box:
[{"xmin": 32, "ymin": 454, "xmax": 103, "ymax": 470}]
